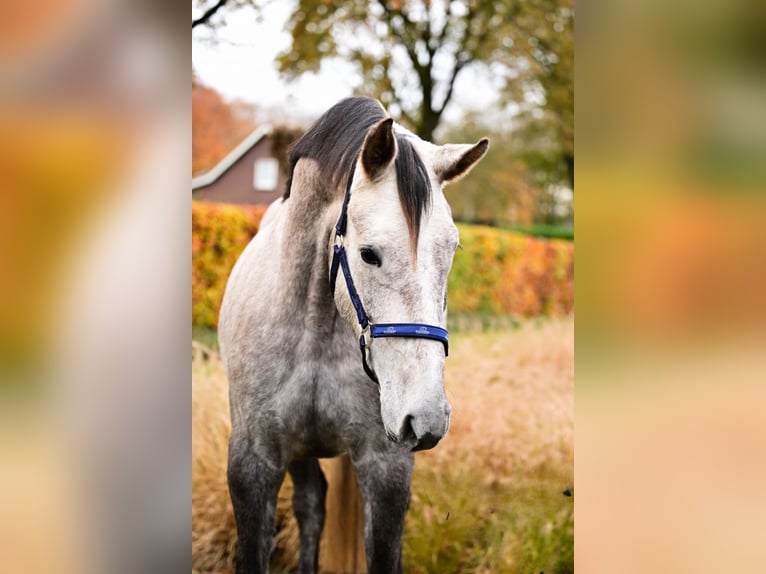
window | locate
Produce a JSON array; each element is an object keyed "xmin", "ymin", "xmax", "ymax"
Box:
[{"xmin": 253, "ymin": 158, "xmax": 279, "ymax": 191}]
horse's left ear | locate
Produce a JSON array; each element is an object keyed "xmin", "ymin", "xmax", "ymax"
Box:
[
  {"xmin": 434, "ymin": 138, "xmax": 490, "ymax": 184},
  {"xmin": 361, "ymin": 117, "xmax": 397, "ymax": 180}
]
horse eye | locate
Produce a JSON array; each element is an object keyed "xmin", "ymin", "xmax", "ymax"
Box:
[{"xmin": 360, "ymin": 247, "xmax": 381, "ymax": 267}]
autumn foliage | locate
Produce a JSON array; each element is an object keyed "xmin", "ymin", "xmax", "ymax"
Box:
[
  {"xmin": 191, "ymin": 201, "xmax": 573, "ymax": 329},
  {"xmin": 448, "ymin": 224, "xmax": 574, "ymax": 317},
  {"xmin": 192, "ymin": 202, "xmax": 267, "ymax": 328},
  {"xmin": 192, "ymin": 77, "xmax": 255, "ymax": 176}
]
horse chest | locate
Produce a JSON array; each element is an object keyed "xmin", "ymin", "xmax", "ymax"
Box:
[
  {"xmin": 265, "ymin": 364, "xmax": 380, "ymax": 459},
  {"xmin": 268, "ymin": 372, "xmax": 341, "ymax": 455}
]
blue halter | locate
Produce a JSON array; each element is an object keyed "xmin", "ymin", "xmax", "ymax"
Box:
[{"xmin": 329, "ymin": 159, "xmax": 449, "ymax": 384}]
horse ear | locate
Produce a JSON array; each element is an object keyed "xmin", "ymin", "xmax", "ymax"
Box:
[
  {"xmin": 361, "ymin": 117, "xmax": 397, "ymax": 180},
  {"xmin": 433, "ymin": 138, "xmax": 490, "ymax": 184}
]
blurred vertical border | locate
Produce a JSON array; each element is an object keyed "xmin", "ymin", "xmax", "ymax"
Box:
[
  {"xmin": 577, "ymin": 0, "xmax": 766, "ymax": 572},
  {"xmin": 0, "ymin": 1, "xmax": 189, "ymax": 573}
]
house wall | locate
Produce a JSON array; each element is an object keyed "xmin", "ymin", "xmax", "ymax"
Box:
[{"xmin": 192, "ymin": 138, "xmax": 285, "ymax": 206}]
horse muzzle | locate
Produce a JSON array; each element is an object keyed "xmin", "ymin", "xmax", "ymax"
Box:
[{"xmin": 390, "ymin": 400, "xmax": 452, "ymax": 452}]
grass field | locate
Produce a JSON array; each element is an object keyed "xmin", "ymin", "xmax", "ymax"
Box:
[{"xmin": 192, "ymin": 316, "xmax": 573, "ymax": 573}]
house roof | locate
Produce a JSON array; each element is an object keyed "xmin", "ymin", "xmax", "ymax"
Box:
[{"xmin": 192, "ymin": 125, "xmax": 272, "ymax": 190}]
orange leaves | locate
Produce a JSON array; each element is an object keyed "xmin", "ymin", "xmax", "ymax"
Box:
[
  {"xmin": 192, "ymin": 80, "xmax": 255, "ymax": 176},
  {"xmin": 192, "ymin": 201, "xmax": 266, "ymax": 328},
  {"xmin": 449, "ymin": 224, "xmax": 574, "ymax": 318}
]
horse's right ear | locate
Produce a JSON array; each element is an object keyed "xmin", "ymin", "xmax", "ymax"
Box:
[
  {"xmin": 433, "ymin": 138, "xmax": 490, "ymax": 184},
  {"xmin": 361, "ymin": 118, "xmax": 397, "ymax": 180}
]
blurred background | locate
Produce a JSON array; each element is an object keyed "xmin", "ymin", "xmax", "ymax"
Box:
[
  {"xmin": 1, "ymin": 1, "xmax": 189, "ymax": 574},
  {"xmin": 577, "ymin": 1, "xmax": 766, "ymax": 572}
]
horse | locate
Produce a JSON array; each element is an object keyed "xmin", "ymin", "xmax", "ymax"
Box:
[{"xmin": 218, "ymin": 96, "xmax": 488, "ymax": 574}]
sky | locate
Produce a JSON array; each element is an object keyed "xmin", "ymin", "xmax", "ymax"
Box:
[
  {"xmin": 192, "ymin": 2, "xmax": 358, "ymax": 118},
  {"xmin": 191, "ymin": 1, "xmax": 500, "ymax": 125}
]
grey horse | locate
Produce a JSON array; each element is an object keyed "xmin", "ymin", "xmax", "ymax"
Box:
[{"xmin": 219, "ymin": 96, "xmax": 488, "ymax": 574}]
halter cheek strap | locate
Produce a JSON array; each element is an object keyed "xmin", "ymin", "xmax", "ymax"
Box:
[{"xmin": 329, "ymin": 160, "xmax": 449, "ymax": 384}]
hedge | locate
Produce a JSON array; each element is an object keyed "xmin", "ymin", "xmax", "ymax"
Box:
[
  {"xmin": 192, "ymin": 201, "xmax": 573, "ymax": 328},
  {"xmin": 447, "ymin": 224, "xmax": 574, "ymax": 317},
  {"xmin": 192, "ymin": 202, "xmax": 267, "ymax": 328}
]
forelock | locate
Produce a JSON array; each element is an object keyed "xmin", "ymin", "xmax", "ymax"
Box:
[{"xmin": 394, "ymin": 135, "xmax": 432, "ymax": 255}]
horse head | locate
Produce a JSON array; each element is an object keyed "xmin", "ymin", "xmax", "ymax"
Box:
[{"xmin": 330, "ymin": 117, "xmax": 488, "ymax": 451}]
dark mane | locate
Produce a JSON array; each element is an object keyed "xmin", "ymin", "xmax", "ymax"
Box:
[
  {"xmin": 284, "ymin": 96, "xmax": 386, "ymax": 199},
  {"xmin": 394, "ymin": 134, "xmax": 432, "ymax": 250},
  {"xmin": 285, "ymin": 96, "xmax": 431, "ymax": 249}
]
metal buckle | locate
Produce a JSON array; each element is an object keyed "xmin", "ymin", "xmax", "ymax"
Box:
[
  {"xmin": 334, "ymin": 232, "xmax": 344, "ymax": 248},
  {"xmin": 360, "ymin": 324, "xmax": 373, "ymax": 349}
]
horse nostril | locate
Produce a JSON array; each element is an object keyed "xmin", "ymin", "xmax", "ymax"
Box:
[
  {"xmin": 398, "ymin": 412, "xmax": 444, "ymax": 452},
  {"xmin": 399, "ymin": 414, "xmax": 417, "ymax": 446},
  {"xmin": 411, "ymin": 432, "xmax": 440, "ymax": 452}
]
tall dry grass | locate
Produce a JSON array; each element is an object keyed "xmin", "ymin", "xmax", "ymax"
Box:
[
  {"xmin": 192, "ymin": 317, "xmax": 573, "ymax": 573},
  {"xmin": 404, "ymin": 317, "xmax": 574, "ymax": 573}
]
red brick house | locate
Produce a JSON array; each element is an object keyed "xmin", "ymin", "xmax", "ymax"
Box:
[{"xmin": 192, "ymin": 126, "xmax": 286, "ymax": 205}]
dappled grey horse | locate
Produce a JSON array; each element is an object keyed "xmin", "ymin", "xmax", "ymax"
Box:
[{"xmin": 219, "ymin": 97, "xmax": 488, "ymax": 574}]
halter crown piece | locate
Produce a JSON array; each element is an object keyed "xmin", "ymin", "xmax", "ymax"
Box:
[{"xmin": 329, "ymin": 159, "xmax": 450, "ymax": 384}]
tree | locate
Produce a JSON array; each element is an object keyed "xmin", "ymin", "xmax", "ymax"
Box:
[
  {"xmin": 276, "ymin": 1, "xmax": 504, "ymax": 140},
  {"xmin": 502, "ymin": 0, "xmax": 573, "ymax": 189},
  {"xmin": 193, "ymin": 0, "xmax": 574, "ymax": 187},
  {"xmin": 192, "ymin": 0, "xmax": 574, "ymax": 139},
  {"xmin": 192, "ymin": 0, "xmax": 257, "ymax": 29},
  {"xmin": 192, "ymin": 74, "xmax": 256, "ymax": 175},
  {"xmin": 441, "ymin": 115, "xmax": 571, "ymax": 227},
  {"xmin": 275, "ymin": 1, "xmax": 571, "ymax": 144}
]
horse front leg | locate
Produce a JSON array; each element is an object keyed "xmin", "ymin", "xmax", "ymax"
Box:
[
  {"xmin": 227, "ymin": 433, "xmax": 285, "ymax": 574},
  {"xmin": 353, "ymin": 449, "xmax": 414, "ymax": 574},
  {"xmin": 288, "ymin": 458, "xmax": 327, "ymax": 574}
]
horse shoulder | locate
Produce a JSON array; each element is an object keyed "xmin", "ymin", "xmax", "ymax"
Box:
[{"xmin": 219, "ymin": 205, "xmax": 285, "ymax": 362}]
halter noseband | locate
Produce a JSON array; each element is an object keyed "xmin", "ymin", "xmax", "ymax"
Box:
[{"xmin": 329, "ymin": 159, "xmax": 449, "ymax": 384}]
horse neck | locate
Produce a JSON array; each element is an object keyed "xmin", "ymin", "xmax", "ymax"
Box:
[{"xmin": 278, "ymin": 175, "xmax": 344, "ymax": 336}]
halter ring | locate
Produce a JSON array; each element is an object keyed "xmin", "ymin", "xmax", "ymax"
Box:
[{"xmin": 360, "ymin": 324, "xmax": 373, "ymax": 349}]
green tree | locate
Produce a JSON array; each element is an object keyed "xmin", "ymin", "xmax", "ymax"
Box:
[
  {"xmin": 276, "ymin": 0, "xmax": 573, "ymax": 186},
  {"xmin": 503, "ymin": 0, "xmax": 573, "ymax": 188},
  {"xmin": 441, "ymin": 115, "xmax": 572, "ymax": 227},
  {"xmin": 276, "ymin": 0, "xmax": 518, "ymax": 140},
  {"xmin": 193, "ymin": 0, "xmax": 574, "ymax": 189}
]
